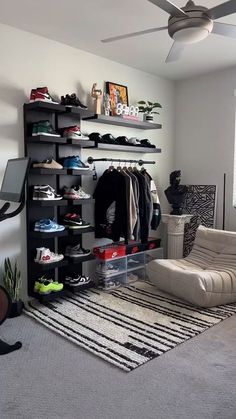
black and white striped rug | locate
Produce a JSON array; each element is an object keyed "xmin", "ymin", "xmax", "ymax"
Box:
[{"xmin": 24, "ymin": 281, "xmax": 236, "ymax": 372}]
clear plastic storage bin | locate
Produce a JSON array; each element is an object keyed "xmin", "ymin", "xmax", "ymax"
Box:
[
  {"xmin": 96, "ymin": 256, "xmax": 127, "ymax": 278},
  {"xmin": 127, "ymin": 252, "xmax": 145, "ymax": 270},
  {"xmin": 145, "ymin": 248, "xmax": 163, "ymax": 264},
  {"xmin": 98, "ymin": 272, "xmax": 127, "ymax": 291},
  {"xmin": 127, "ymin": 267, "xmax": 145, "ymax": 284}
]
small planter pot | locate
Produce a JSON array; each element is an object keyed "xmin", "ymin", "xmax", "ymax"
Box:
[
  {"xmin": 144, "ymin": 114, "xmax": 154, "ymax": 123},
  {"xmin": 8, "ymin": 300, "xmax": 24, "ymax": 318}
]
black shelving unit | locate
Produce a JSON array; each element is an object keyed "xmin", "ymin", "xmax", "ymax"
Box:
[
  {"xmin": 24, "ymin": 102, "xmax": 95, "ymax": 300},
  {"xmin": 24, "ymin": 101, "xmax": 162, "ymax": 301}
]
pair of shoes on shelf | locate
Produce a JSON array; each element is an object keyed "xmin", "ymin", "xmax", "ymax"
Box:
[
  {"xmin": 30, "ymin": 87, "xmax": 58, "ymax": 104},
  {"xmin": 61, "ymin": 93, "xmax": 87, "ymax": 109},
  {"xmin": 65, "ymin": 273, "xmax": 91, "ymax": 287},
  {"xmin": 65, "ymin": 244, "xmax": 91, "ymax": 258},
  {"xmin": 34, "ymin": 276, "xmax": 64, "ymax": 294},
  {"xmin": 63, "ymin": 185, "xmax": 91, "ymax": 200},
  {"xmin": 34, "ymin": 219, "xmax": 65, "ymax": 233},
  {"xmin": 104, "ymin": 280, "xmax": 121, "ymax": 290},
  {"xmin": 32, "ymin": 120, "xmax": 60, "ymax": 137},
  {"xmin": 29, "ymin": 87, "xmax": 87, "ymax": 110},
  {"xmin": 63, "ymin": 126, "xmax": 89, "ymax": 141},
  {"xmin": 63, "ymin": 156, "xmax": 89, "ymax": 170},
  {"xmin": 33, "ymin": 159, "xmax": 63, "ymax": 170},
  {"xmin": 34, "ymin": 248, "xmax": 64, "ymax": 264},
  {"xmin": 32, "ymin": 185, "xmax": 63, "ymax": 201},
  {"xmin": 63, "ymin": 213, "xmax": 90, "ymax": 229}
]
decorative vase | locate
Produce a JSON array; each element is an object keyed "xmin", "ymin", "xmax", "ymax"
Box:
[
  {"xmin": 144, "ymin": 113, "xmax": 154, "ymax": 123},
  {"xmin": 8, "ymin": 300, "xmax": 24, "ymax": 318}
]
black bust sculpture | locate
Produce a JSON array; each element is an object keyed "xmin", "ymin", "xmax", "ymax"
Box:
[{"xmin": 164, "ymin": 170, "xmax": 188, "ymax": 215}]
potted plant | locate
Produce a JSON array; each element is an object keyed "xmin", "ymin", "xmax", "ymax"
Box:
[
  {"xmin": 2, "ymin": 258, "xmax": 23, "ymax": 318},
  {"xmin": 137, "ymin": 100, "xmax": 162, "ymax": 122}
]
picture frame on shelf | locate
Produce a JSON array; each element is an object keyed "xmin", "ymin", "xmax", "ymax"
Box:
[{"xmin": 106, "ymin": 82, "xmax": 129, "ymax": 116}]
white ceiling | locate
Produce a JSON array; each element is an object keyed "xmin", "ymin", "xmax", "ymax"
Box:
[{"xmin": 1, "ymin": 0, "xmax": 236, "ymax": 80}]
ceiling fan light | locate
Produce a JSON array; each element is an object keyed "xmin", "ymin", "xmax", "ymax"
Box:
[{"xmin": 173, "ymin": 27, "xmax": 210, "ymax": 44}]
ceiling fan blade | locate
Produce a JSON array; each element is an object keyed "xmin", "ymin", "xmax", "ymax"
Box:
[
  {"xmin": 101, "ymin": 26, "xmax": 167, "ymax": 43},
  {"xmin": 165, "ymin": 42, "xmax": 185, "ymax": 63},
  {"xmin": 212, "ymin": 21, "xmax": 236, "ymax": 39},
  {"xmin": 148, "ymin": 0, "xmax": 187, "ymax": 17},
  {"xmin": 207, "ymin": 0, "xmax": 236, "ymax": 20}
]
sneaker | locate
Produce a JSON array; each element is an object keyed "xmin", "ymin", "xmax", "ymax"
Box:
[
  {"xmin": 105, "ymin": 280, "xmax": 121, "ymax": 290},
  {"xmin": 65, "ymin": 274, "xmax": 91, "ymax": 287},
  {"xmin": 32, "ymin": 120, "xmax": 60, "ymax": 137},
  {"xmin": 96, "ymin": 263, "xmax": 120, "ymax": 276},
  {"xmin": 63, "ymin": 156, "xmax": 89, "ymax": 170},
  {"xmin": 63, "ymin": 126, "xmax": 89, "ymax": 141},
  {"xmin": 65, "ymin": 244, "xmax": 91, "ymax": 258},
  {"xmin": 140, "ymin": 139, "xmax": 156, "ymax": 148},
  {"xmin": 38, "ymin": 280, "xmax": 64, "ymax": 295},
  {"xmin": 34, "ymin": 219, "xmax": 65, "ymax": 233},
  {"xmin": 33, "ymin": 159, "xmax": 63, "ymax": 170},
  {"xmin": 30, "ymin": 87, "xmax": 58, "ymax": 104},
  {"xmin": 63, "ymin": 213, "xmax": 91, "ymax": 229},
  {"xmin": 128, "ymin": 137, "xmax": 141, "ymax": 146},
  {"xmin": 34, "ymin": 276, "xmax": 55, "ymax": 292},
  {"xmin": 34, "ymin": 248, "xmax": 64, "ymax": 264},
  {"xmin": 61, "ymin": 93, "xmax": 87, "ymax": 109},
  {"xmin": 32, "ymin": 185, "xmax": 62, "ymax": 200},
  {"xmin": 63, "ymin": 186, "xmax": 91, "ymax": 200}
]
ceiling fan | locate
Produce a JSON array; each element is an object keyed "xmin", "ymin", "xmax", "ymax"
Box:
[{"xmin": 101, "ymin": 0, "xmax": 236, "ymax": 62}]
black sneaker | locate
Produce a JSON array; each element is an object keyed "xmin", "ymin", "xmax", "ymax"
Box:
[
  {"xmin": 61, "ymin": 93, "xmax": 87, "ymax": 109},
  {"xmin": 65, "ymin": 244, "xmax": 91, "ymax": 258},
  {"xmin": 32, "ymin": 185, "xmax": 62, "ymax": 201},
  {"xmin": 65, "ymin": 274, "xmax": 91, "ymax": 287},
  {"xmin": 63, "ymin": 213, "xmax": 91, "ymax": 229}
]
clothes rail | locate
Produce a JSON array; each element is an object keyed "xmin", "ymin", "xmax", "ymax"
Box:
[{"xmin": 87, "ymin": 157, "xmax": 155, "ymax": 166}]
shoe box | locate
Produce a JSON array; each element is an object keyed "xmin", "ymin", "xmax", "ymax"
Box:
[
  {"xmin": 93, "ymin": 244, "xmax": 126, "ymax": 260},
  {"xmin": 119, "ymin": 237, "xmax": 161, "ymax": 255}
]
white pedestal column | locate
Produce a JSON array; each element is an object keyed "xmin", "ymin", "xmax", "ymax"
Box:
[{"xmin": 162, "ymin": 214, "xmax": 192, "ymax": 259}]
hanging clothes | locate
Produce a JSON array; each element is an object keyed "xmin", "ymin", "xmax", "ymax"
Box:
[
  {"xmin": 141, "ymin": 169, "xmax": 162, "ymax": 231},
  {"xmin": 93, "ymin": 165, "xmax": 160, "ymax": 244},
  {"xmin": 93, "ymin": 169, "xmax": 128, "ymax": 242}
]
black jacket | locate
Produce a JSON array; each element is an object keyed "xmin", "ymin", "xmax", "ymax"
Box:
[{"xmin": 93, "ymin": 169, "xmax": 128, "ymax": 242}]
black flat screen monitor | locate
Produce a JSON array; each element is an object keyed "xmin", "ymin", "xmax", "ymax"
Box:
[{"xmin": 0, "ymin": 158, "xmax": 30, "ymax": 202}]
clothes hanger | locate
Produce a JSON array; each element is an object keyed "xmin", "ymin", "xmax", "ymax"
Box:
[
  {"xmin": 117, "ymin": 159, "xmax": 122, "ymax": 171},
  {"xmin": 108, "ymin": 159, "xmax": 114, "ymax": 171}
]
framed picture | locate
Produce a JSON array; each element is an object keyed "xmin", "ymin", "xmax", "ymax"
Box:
[{"xmin": 106, "ymin": 82, "xmax": 129, "ymax": 116}]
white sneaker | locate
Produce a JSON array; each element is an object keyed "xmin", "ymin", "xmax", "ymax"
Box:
[
  {"xmin": 63, "ymin": 126, "xmax": 89, "ymax": 140},
  {"xmin": 34, "ymin": 248, "xmax": 64, "ymax": 264},
  {"xmin": 63, "ymin": 186, "xmax": 91, "ymax": 200}
]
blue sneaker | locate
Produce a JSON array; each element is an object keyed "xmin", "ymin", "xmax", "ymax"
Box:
[
  {"xmin": 34, "ymin": 219, "xmax": 65, "ymax": 233},
  {"xmin": 63, "ymin": 156, "xmax": 89, "ymax": 170}
]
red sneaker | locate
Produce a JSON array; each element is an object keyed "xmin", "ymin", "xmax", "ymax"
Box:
[
  {"xmin": 29, "ymin": 87, "xmax": 58, "ymax": 104},
  {"xmin": 63, "ymin": 125, "xmax": 89, "ymax": 140}
]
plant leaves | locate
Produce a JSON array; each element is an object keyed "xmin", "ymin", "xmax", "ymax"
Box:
[
  {"xmin": 147, "ymin": 101, "xmax": 153, "ymax": 106},
  {"xmin": 137, "ymin": 100, "xmax": 146, "ymax": 105},
  {"xmin": 152, "ymin": 111, "xmax": 160, "ymax": 114},
  {"xmin": 153, "ymin": 103, "xmax": 162, "ymax": 108}
]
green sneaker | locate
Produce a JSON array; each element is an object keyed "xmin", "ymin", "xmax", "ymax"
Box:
[
  {"xmin": 34, "ymin": 276, "xmax": 58, "ymax": 293},
  {"xmin": 32, "ymin": 120, "xmax": 60, "ymax": 137},
  {"xmin": 39, "ymin": 281, "xmax": 64, "ymax": 295}
]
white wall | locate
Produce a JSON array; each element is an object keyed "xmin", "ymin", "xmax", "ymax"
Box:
[
  {"xmin": 0, "ymin": 23, "xmax": 175, "ymax": 298},
  {"xmin": 175, "ymin": 67, "xmax": 236, "ymax": 231}
]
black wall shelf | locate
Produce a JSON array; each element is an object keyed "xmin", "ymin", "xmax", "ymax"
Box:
[
  {"xmin": 84, "ymin": 114, "xmax": 162, "ymax": 130},
  {"xmin": 27, "ymin": 136, "xmax": 95, "ymax": 148},
  {"xmin": 30, "ymin": 168, "xmax": 93, "ymax": 176},
  {"xmin": 89, "ymin": 143, "xmax": 161, "ymax": 154},
  {"xmin": 29, "ymin": 198, "xmax": 95, "ymax": 207},
  {"xmin": 68, "ymin": 254, "xmax": 95, "ymax": 264},
  {"xmin": 30, "ymin": 227, "xmax": 94, "ymax": 238},
  {"xmin": 31, "ymin": 260, "xmax": 68, "ymax": 271}
]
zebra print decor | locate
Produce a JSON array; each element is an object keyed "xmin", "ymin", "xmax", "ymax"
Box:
[
  {"xmin": 183, "ymin": 185, "xmax": 217, "ymax": 257},
  {"xmin": 24, "ymin": 281, "xmax": 236, "ymax": 372}
]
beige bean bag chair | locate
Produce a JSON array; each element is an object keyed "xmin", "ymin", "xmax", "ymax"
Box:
[{"xmin": 147, "ymin": 225, "xmax": 236, "ymax": 307}]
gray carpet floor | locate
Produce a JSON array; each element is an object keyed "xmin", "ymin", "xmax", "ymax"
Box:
[{"xmin": 1, "ymin": 313, "xmax": 236, "ymax": 419}]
